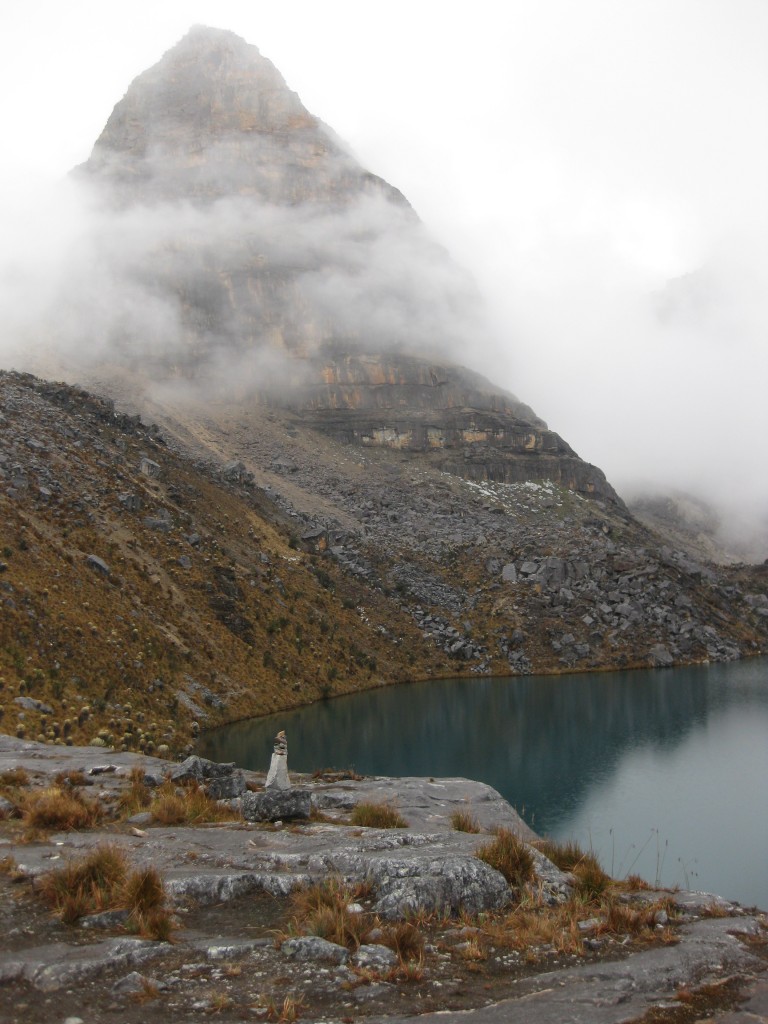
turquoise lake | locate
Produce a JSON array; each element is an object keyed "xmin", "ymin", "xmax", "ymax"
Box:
[{"xmin": 199, "ymin": 658, "xmax": 768, "ymax": 909}]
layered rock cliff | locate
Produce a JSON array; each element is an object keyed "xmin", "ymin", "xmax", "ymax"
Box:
[{"xmin": 74, "ymin": 26, "xmax": 616, "ymax": 502}]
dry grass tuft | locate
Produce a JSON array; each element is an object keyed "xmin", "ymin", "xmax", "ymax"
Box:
[
  {"xmin": 205, "ymin": 990, "xmax": 234, "ymax": 1014},
  {"xmin": 37, "ymin": 843, "xmax": 173, "ymax": 939},
  {"xmin": 54, "ymin": 769, "xmax": 89, "ymax": 788},
  {"xmin": 536, "ymin": 838, "xmax": 610, "ymax": 899},
  {"xmin": 600, "ymin": 896, "xmax": 660, "ymax": 938},
  {"xmin": 265, "ymin": 994, "xmax": 306, "ymax": 1022},
  {"xmin": 572, "ymin": 853, "xmax": 610, "ymax": 900},
  {"xmin": 458, "ymin": 935, "xmax": 486, "ymax": 960},
  {"xmin": 121, "ymin": 865, "xmax": 165, "ymax": 915},
  {"xmin": 534, "ymin": 837, "xmax": 589, "ymax": 871},
  {"xmin": 20, "ymin": 785, "xmax": 101, "ymax": 834},
  {"xmin": 486, "ymin": 903, "xmax": 583, "ymax": 956},
  {"xmin": 622, "ymin": 873, "xmax": 653, "ymax": 891},
  {"xmin": 380, "ymin": 920, "xmax": 425, "ymax": 962},
  {"xmin": 349, "ymin": 801, "xmax": 408, "ymax": 829},
  {"xmin": 451, "ymin": 809, "xmax": 481, "ymax": 833},
  {"xmin": 0, "ymin": 855, "xmax": 21, "ymax": 877},
  {"xmin": 38, "ymin": 843, "xmax": 128, "ymax": 921},
  {"xmin": 476, "ymin": 828, "xmax": 535, "ymax": 888},
  {"xmin": 700, "ymin": 900, "xmax": 730, "ymax": 919},
  {"xmin": 0, "ymin": 767, "xmax": 30, "ymax": 788},
  {"xmin": 481, "ymin": 887, "xmax": 680, "ymax": 962},
  {"xmin": 287, "ymin": 878, "xmax": 373, "ymax": 950},
  {"xmin": 118, "ymin": 765, "xmax": 151, "ymax": 817},
  {"xmin": 150, "ymin": 782, "xmax": 241, "ymax": 825},
  {"xmin": 390, "ymin": 954, "xmax": 425, "ymax": 982}
]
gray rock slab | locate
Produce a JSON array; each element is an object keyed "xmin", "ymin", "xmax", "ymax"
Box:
[
  {"xmin": 241, "ymin": 788, "xmax": 312, "ymax": 821},
  {"xmin": 79, "ymin": 908, "xmax": 131, "ymax": 930},
  {"xmin": 188, "ymin": 938, "xmax": 273, "ymax": 959},
  {"xmin": 2, "ymin": 937, "xmax": 168, "ymax": 992},
  {"xmin": 649, "ymin": 643, "xmax": 674, "ymax": 667},
  {"xmin": 281, "ymin": 935, "xmax": 349, "ymax": 963},
  {"xmin": 312, "ymin": 775, "xmax": 536, "ymax": 840},
  {"xmin": 112, "ymin": 969, "xmax": 166, "ymax": 994},
  {"xmin": 0, "ymin": 735, "xmax": 170, "ymax": 778},
  {"xmin": 1, "ymin": 745, "xmax": 541, "ymax": 926},
  {"xmin": 366, "ymin": 915, "xmax": 766, "ymax": 1024},
  {"xmin": 351, "ymin": 943, "xmax": 398, "ymax": 970}
]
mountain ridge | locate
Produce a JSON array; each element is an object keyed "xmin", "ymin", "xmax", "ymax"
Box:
[{"xmin": 2, "ymin": 29, "xmax": 767, "ymax": 755}]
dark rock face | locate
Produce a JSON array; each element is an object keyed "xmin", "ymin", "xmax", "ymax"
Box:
[{"xmin": 73, "ymin": 26, "xmax": 618, "ymax": 502}]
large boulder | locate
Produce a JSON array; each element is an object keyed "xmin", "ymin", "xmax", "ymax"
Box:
[{"xmin": 241, "ymin": 788, "xmax": 312, "ymax": 822}]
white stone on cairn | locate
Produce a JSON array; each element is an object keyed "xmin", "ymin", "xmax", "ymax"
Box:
[{"xmin": 265, "ymin": 729, "xmax": 290, "ymax": 790}]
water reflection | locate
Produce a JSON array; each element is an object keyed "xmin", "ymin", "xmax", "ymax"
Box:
[{"xmin": 200, "ymin": 659, "xmax": 768, "ymax": 908}]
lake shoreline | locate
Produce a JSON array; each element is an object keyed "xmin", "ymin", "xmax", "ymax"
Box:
[{"xmin": 199, "ymin": 659, "xmax": 768, "ymax": 910}]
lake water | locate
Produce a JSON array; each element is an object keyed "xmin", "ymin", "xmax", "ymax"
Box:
[{"xmin": 199, "ymin": 659, "xmax": 768, "ymax": 909}]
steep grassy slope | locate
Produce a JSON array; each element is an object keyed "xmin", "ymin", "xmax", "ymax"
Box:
[{"xmin": 0, "ymin": 372, "xmax": 454, "ymax": 754}]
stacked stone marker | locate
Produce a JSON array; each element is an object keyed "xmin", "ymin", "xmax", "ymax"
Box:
[{"xmin": 265, "ymin": 729, "xmax": 290, "ymax": 790}]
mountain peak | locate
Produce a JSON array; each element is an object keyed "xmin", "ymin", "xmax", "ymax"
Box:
[
  {"xmin": 68, "ymin": 28, "xmax": 619, "ymax": 502},
  {"xmin": 82, "ymin": 24, "xmax": 326, "ymax": 200}
]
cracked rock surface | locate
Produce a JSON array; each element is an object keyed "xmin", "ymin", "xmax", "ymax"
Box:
[{"xmin": 0, "ymin": 738, "xmax": 766, "ymax": 1023}]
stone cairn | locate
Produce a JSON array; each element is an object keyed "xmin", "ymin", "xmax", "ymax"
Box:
[{"xmin": 265, "ymin": 729, "xmax": 290, "ymax": 791}]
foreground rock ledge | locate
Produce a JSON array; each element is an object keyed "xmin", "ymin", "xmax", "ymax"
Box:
[{"xmin": 0, "ymin": 736, "xmax": 766, "ymax": 1024}]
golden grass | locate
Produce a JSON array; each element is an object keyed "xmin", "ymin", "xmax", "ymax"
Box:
[
  {"xmin": 476, "ymin": 828, "xmax": 535, "ymax": 888},
  {"xmin": 54, "ymin": 769, "xmax": 89, "ymax": 787},
  {"xmin": 535, "ymin": 837, "xmax": 610, "ymax": 900},
  {"xmin": 450, "ymin": 809, "xmax": 481, "ymax": 833},
  {"xmin": 534, "ymin": 837, "xmax": 589, "ymax": 871},
  {"xmin": 0, "ymin": 767, "xmax": 30, "ymax": 788},
  {"xmin": 621, "ymin": 873, "xmax": 653, "ymax": 891},
  {"xmin": 150, "ymin": 782, "xmax": 242, "ymax": 825},
  {"xmin": 458, "ymin": 935, "xmax": 486, "ymax": 960},
  {"xmin": 20, "ymin": 785, "xmax": 101, "ymax": 834},
  {"xmin": 485, "ymin": 903, "xmax": 583, "ymax": 955},
  {"xmin": 388, "ymin": 954, "xmax": 426, "ymax": 982},
  {"xmin": 37, "ymin": 842, "xmax": 173, "ymax": 939},
  {"xmin": 572, "ymin": 854, "xmax": 610, "ymax": 900},
  {"xmin": 38, "ymin": 843, "xmax": 128, "ymax": 922},
  {"xmin": 380, "ymin": 920, "xmax": 425, "ymax": 962},
  {"xmin": 264, "ymin": 994, "xmax": 306, "ymax": 1022},
  {"xmin": 480, "ymin": 888, "xmax": 678, "ymax": 961},
  {"xmin": 117, "ymin": 765, "xmax": 151, "ymax": 817},
  {"xmin": 599, "ymin": 896, "xmax": 670, "ymax": 939},
  {"xmin": 287, "ymin": 877, "xmax": 372, "ymax": 950},
  {"xmin": 349, "ymin": 801, "xmax": 408, "ymax": 829}
]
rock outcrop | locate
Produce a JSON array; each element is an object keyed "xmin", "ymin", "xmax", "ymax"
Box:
[{"xmin": 0, "ymin": 738, "xmax": 765, "ymax": 1024}]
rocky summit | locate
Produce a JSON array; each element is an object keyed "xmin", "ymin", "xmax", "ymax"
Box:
[{"xmin": 70, "ymin": 25, "xmax": 615, "ymax": 502}]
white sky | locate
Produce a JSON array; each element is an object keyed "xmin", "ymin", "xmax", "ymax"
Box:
[{"xmin": 1, "ymin": 0, "xmax": 767, "ymax": 533}]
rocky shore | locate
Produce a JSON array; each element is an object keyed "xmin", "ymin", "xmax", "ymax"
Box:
[{"xmin": 0, "ymin": 735, "xmax": 765, "ymax": 1024}]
